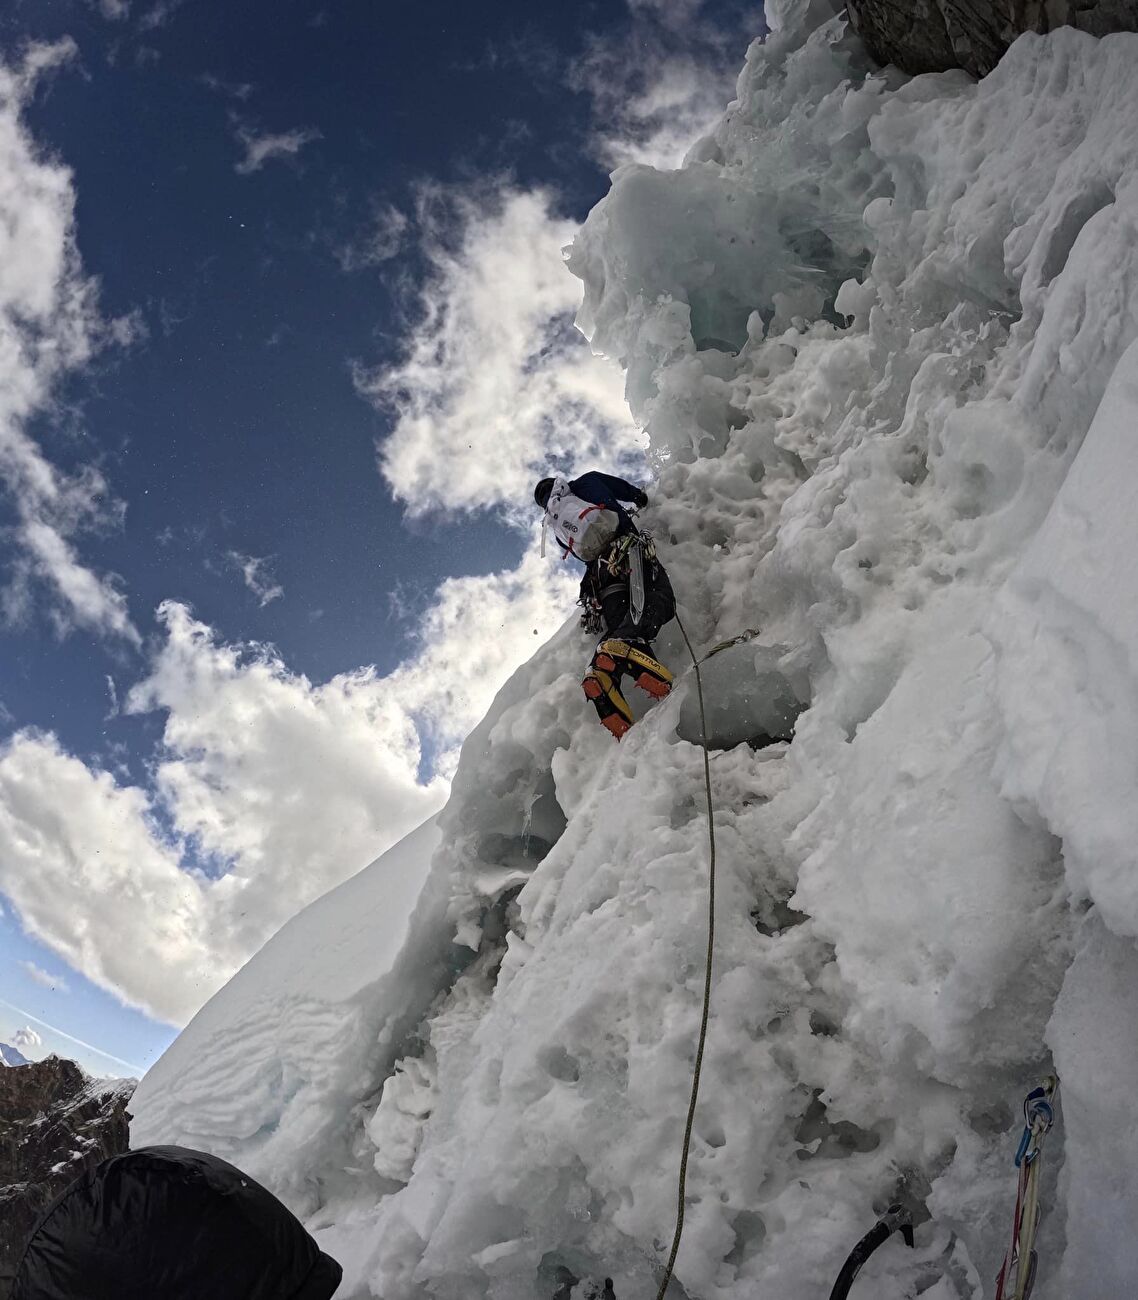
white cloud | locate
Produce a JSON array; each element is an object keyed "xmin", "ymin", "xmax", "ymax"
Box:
[
  {"xmin": 0, "ymin": 43, "xmax": 140, "ymax": 643},
  {"xmin": 12, "ymin": 1025, "xmax": 42, "ymax": 1051},
  {"xmin": 571, "ymin": 1, "xmax": 759, "ymax": 169},
  {"xmin": 234, "ymin": 123, "xmax": 322, "ymax": 175},
  {"xmin": 227, "ymin": 551, "xmax": 284, "ymax": 606},
  {"xmin": 0, "ymin": 728, "xmax": 219, "ymax": 1024},
  {"xmin": 0, "ymin": 533, "xmax": 580, "ymax": 1026},
  {"xmin": 124, "ymin": 601, "xmax": 450, "ymax": 967},
  {"xmin": 356, "ymin": 184, "xmax": 642, "ymax": 518},
  {"xmin": 23, "ymin": 520, "xmax": 138, "ymax": 644},
  {"xmin": 388, "ymin": 542, "xmax": 578, "ymax": 775},
  {"xmin": 199, "ymin": 72, "xmax": 254, "ymax": 101},
  {"xmin": 92, "ymin": 0, "xmax": 131, "ymax": 19},
  {"xmin": 138, "ymin": 0, "xmax": 188, "ymax": 31},
  {"xmin": 19, "ymin": 960, "xmax": 69, "ymax": 992},
  {"xmin": 0, "ymin": 681, "xmax": 439, "ymax": 1026}
]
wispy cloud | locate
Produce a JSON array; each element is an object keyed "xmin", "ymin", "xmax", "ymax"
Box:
[
  {"xmin": 199, "ymin": 72, "xmax": 254, "ymax": 102},
  {"xmin": 0, "ymin": 43, "xmax": 142, "ymax": 644},
  {"xmin": 19, "ymin": 960, "xmax": 69, "ymax": 993},
  {"xmin": 138, "ymin": 0, "xmax": 189, "ymax": 32},
  {"xmin": 233, "ymin": 122, "xmax": 322, "ymax": 175},
  {"xmin": 356, "ymin": 182, "xmax": 641, "ymax": 518},
  {"xmin": 335, "ymin": 202, "xmax": 410, "ymax": 272},
  {"xmin": 0, "ymin": 997, "xmax": 144, "ymax": 1074},
  {"xmin": 91, "ymin": 0, "xmax": 131, "ymax": 19},
  {"xmin": 569, "ymin": 0, "xmax": 762, "ymax": 168},
  {"xmin": 227, "ymin": 551, "xmax": 284, "ymax": 606}
]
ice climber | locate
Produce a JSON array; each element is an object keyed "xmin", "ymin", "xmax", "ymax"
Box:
[{"xmin": 535, "ymin": 471, "xmax": 676, "ymax": 740}]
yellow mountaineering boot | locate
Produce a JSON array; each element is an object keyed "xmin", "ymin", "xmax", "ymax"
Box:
[
  {"xmin": 599, "ymin": 639, "xmax": 674, "ymax": 700},
  {"xmin": 582, "ymin": 667, "xmax": 633, "ymax": 740}
]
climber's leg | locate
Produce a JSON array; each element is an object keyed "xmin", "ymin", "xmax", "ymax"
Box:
[
  {"xmin": 599, "ymin": 639, "xmax": 673, "ymax": 700},
  {"xmin": 582, "ymin": 661, "xmax": 633, "ymax": 740}
]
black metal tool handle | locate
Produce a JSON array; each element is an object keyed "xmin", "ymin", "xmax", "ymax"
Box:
[{"xmin": 828, "ymin": 1205, "xmax": 915, "ymax": 1300}]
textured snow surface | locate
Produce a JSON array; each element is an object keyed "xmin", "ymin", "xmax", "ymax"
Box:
[
  {"xmin": 132, "ymin": 6, "xmax": 1138, "ymax": 1297},
  {"xmin": 130, "ymin": 816, "xmax": 445, "ymax": 1206}
]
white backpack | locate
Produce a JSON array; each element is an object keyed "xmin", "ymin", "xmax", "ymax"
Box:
[{"xmin": 541, "ymin": 477, "xmax": 620, "ymax": 562}]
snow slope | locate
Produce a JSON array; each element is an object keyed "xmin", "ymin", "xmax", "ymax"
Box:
[
  {"xmin": 131, "ymin": 816, "xmax": 445, "ymax": 1208},
  {"xmin": 133, "ymin": 6, "xmax": 1138, "ymax": 1297}
]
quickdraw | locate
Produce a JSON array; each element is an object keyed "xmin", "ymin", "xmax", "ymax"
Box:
[
  {"xmin": 994, "ymin": 1075, "xmax": 1059, "ymax": 1300},
  {"xmin": 578, "ymin": 594, "xmax": 604, "ymax": 636},
  {"xmin": 700, "ymin": 626, "xmax": 763, "ymax": 663}
]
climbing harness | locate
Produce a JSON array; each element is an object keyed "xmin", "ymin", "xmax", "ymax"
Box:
[
  {"xmin": 828, "ymin": 1205, "xmax": 915, "ymax": 1300},
  {"xmin": 654, "ymin": 611, "xmax": 716, "ymax": 1300},
  {"xmin": 994, "ymin": 1075, "xmax": 1059, "ymax": 1300}
]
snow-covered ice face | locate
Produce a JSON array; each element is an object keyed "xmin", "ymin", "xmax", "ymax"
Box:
[{"xmin": 132, "ymin": 4, "xmax": 1138, "ymax": 1297}]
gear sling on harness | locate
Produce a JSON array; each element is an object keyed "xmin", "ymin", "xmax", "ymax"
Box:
[{"xmin": 995, "ymin": 1076, "xmax": 1059, "ymax": 1300}]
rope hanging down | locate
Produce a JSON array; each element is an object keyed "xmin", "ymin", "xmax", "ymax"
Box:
[{"xmin": 654, "ymin": 613, "xmax": 717, "ymax": 1300}]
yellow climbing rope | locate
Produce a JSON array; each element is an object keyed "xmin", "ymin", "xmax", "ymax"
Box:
[{"xmin": 655, "ymin": 612, "xmax": 717, "ymax": 1300}]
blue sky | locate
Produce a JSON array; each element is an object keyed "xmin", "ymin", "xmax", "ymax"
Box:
[{"xmin": 0, "ymin": 0, "xmax": 761, "ymax": 1077}]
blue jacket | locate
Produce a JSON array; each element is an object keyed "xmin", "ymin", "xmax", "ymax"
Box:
[{"xmin": 568, "ymin": 471, "xmax": 644, "ymax": 541}]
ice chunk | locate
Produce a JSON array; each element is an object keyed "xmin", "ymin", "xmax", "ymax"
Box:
[
  {"xmin": 676, "ymin": 641, "xmax": 805, "ymax": 750},
  {"xmin": 992, "ymin": 339, "xmax": 1138, "ymax": 936}
]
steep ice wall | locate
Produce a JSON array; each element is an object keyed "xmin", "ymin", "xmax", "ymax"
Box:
[{"xmin": 132, "ymin": 6, "xmax": 1138, "ymax": 1298}]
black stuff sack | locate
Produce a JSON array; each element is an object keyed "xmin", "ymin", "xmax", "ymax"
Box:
[{"xmin": 12, "ymin": 1144, "xmax": 342, "ymax": 1299}]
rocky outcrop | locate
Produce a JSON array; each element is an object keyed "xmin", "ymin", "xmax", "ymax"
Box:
[
  {"xmin": 0, "ymin": 1057, "xmax": 133, "ymax": 1299},
  {"xmin": 845, "ymin": 0, "xmax": 1138, "ymax": 77}
]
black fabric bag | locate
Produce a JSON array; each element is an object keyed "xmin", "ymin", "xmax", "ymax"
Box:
[{"xmin": 12, "ymin": 1145, "xmax": 342, "ymax": 1300}]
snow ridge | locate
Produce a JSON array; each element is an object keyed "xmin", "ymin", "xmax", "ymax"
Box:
[{"xmin": 133, "ymin": 6, "xmax": 1138, "ymax": 1298}]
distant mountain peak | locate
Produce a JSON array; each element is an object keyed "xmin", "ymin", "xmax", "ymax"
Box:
[{"xmin": 0, "ymin": 1041, "xmax": 31, "ymax": 1068}]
